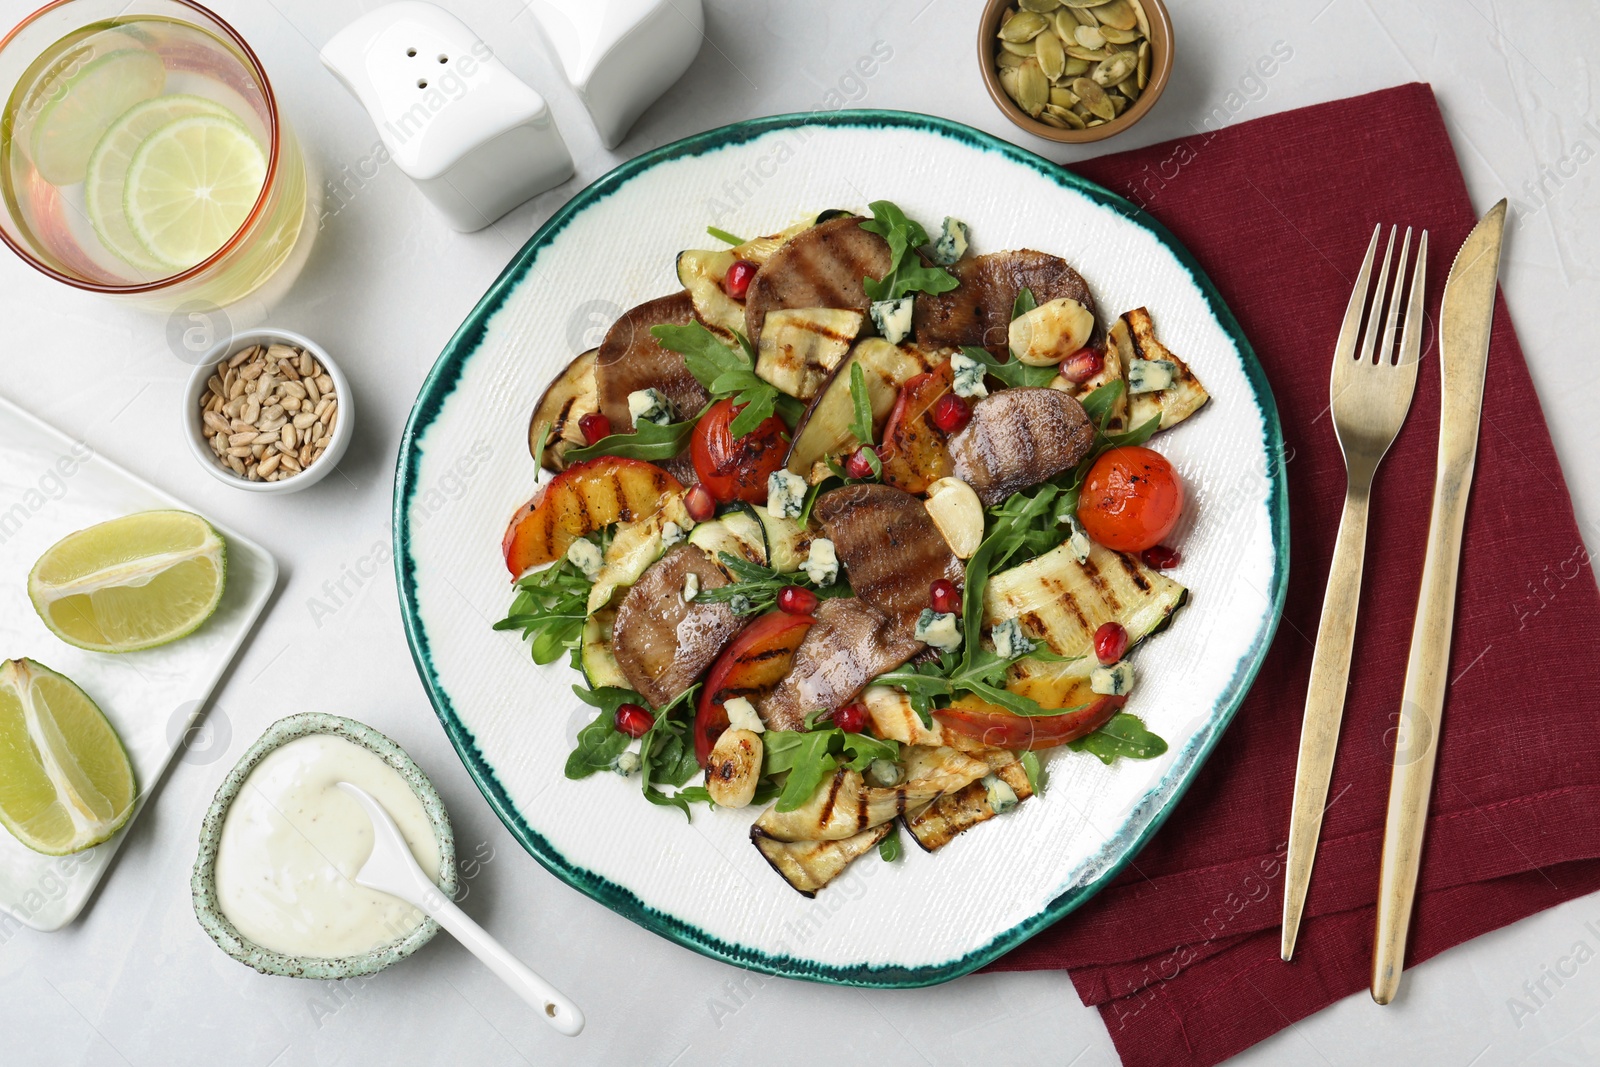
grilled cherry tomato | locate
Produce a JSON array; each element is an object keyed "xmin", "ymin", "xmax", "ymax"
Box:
[
  {"xmin": 1076, "ymin": 446, "xmax": 1184, "ymax": 552},
  {"xmin": 934, "ymin": 695, "xmax": 1127, "ymax": 750},
  {"xmin": 690, "ymin": 398, "xmax": 790, "ymax": 504}
]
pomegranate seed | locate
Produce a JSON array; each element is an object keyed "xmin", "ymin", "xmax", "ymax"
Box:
[
  {"xmin": 615, "ymin": 703, "xmax": 654, "ymax": 738},
  {"xmin": 578, "ymin": 411, "xmax": 612, "ymax": 445},
  {"xmin": 723, "ymin": 259, "xmax": 758, "ymax": 299},
  {"xmin": 1060, "ymin": 347, "xmax": 1105, "ymax": 384},
  {"xmin": 833, "ymin": 703, "xmax": 867, "ymax": 733},
  {"xmin": 1094, "ymin": 621, "xmax": 1129, "ymax": 665},
  {"xmin": 929, "ymin": 578, "xmax": 960, "ymax": 614},
  {"xmin": 931, "ymin": 393, "xmax": 971, "ymax": 434},
  {"xmin": 685, "ymin": 484, "xmax": 716, "ymax": 523},
  {"xmin": 1142, "ymin": 544, "xmax": 1181, "ymax": 570},
  {"xmin": 777, "ymin": 585, "xmax": 819, "ymax": 615},
  {"xmin": 845, "ymin": 446, "xmax": 878, "ymax": 480}
]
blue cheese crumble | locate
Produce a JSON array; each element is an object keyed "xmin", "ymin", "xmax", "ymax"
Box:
[
  {"xmin": 929, "ymin": 217, "xmax": 970, "ymax": 267},
  {"xmin": 661, "ymin": 520, "xmax": 685, "ymax": 548},
  {"xmin": 982, "ymin": 773, "xmax": 1019, "ymax": 814},
  {"xmin": 566, "ymin": 538, "xmax": 603, "ymax": 581},
  {"xmin": 627, "ymin": 387, "xmax": 674, "ymax": 425},
  {"xmin": 802, "ymin": 537, "xmax": 838, "ymax": 587},
  {"xmin": 766, "ymin": 469, "xmax": 807, "ymax": 519},
  {"xmin": 1127, "ymin": 359, "xmax": 1177, "ymax": 394},
  {"xmin": 950, "ymin": 351, "xmax": 989, "ymax": 399},
  {"xmin": 869, "ymin": 295, "xmax": 915, "ymax": 345},
  {"xmin": 991, "ymin": 618, "xmax": 1035, "ymax": 660},
  {"xmin": 1090, "ymin": 660, "xmax": 1135, "ymax": 697},
  {"xmin": 1066, "ymin": 514, "xmax": 1093, "ymax": 564},
  {"xmin": 610, "ymin": 750, "xmax": 641, "ymax": 777},
  {"xmin": 915, "ymin": 608, "xmax": 963, "ymax": 651},
  {"xmin": 724, "ymin": 696, "xmax": 765, "ymax": 735}
]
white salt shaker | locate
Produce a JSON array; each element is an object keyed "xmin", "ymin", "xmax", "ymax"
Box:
[
  {"xmin": 320, "ymin": 1, "xmax": 574, "ymax": 232},
  {"xmin": 522, "ymin": 0, "xmax": 705, "ymax": 149}
]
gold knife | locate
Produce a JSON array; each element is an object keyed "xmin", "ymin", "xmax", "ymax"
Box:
[{"xmin": 1370, "ymin": 199, "xmax": 1507, "ymax": 1004}]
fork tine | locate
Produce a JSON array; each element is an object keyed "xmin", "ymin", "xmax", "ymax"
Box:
[
  {"xmin": 1334, "ymin": 225, "xmax": 1383, "ymax": 365},
  {"xmin": 1397, "ymin": 230, "xmax": 1429, "ymax": 368},
  {"xmin": 1356, "ymin": 227, "xmax": 1397, "ymax": 364},
  {"xmin": 1377, "ymin": 228, "xmax": 1413, "ymax": 365}
]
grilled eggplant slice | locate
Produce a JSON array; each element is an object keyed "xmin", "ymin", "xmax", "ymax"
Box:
[
  {"xmin": 611, "ymin": 545, "xmax": 744, "ymax": 706},
  {"xmin": 744, "ymin": 215, "xmax": 893, "ymax": 347},
  {"xmin": 815, "ymin": 484, "xmax": 965, "ymax": 631},
  {"xmin": 754, "ymin": 308, "xmax": 864, "ymax": 399},
  {"xmin": 913, "ymin": 249, "xmax": 1099, "ymax": 358},
  {"xmin": 530, "ymin": 349, "xmax": 598, "ymax": 472},
  {"xmin": 948, "ymin": 388, "xmax": 1095, "ymax": 506},
  {"xmin": 784, "ymin": 338, "xmax": 931, "ymax": 479},
  {"xmin": 594, "ymin": 292, "xmax": 712, "ymax": 433},
  {"xmin": 752, "ymin": 822, "xmax": 891, "ymax": 896},
  {"xmin": 752, "ymin": 745, "xmax": 990, "ymax": 841},
  {"xmin": 758, "ymin": 597, "xmax": 923, "ymax": 731},
  {"xmin": 985, "ymin": 539, "xmax": 1186, "ymax": 707},
  {"xmin": 904, "ymin": 750, "xmax": 1034, "ymax": 852},
  {"xmin": 1109, "ymin": 307, "xmax": 1209, "ymax": 431}
]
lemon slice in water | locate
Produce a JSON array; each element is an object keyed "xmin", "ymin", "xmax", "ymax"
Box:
[
  {"xmin": 28, "ymin": 510, "xmax": 227, "ymax": 654},
  {"xmin": 123, "ymin": 113, "xmax": 266, "ymax": 271},
  {"xmin": 0, "ymin": 659, "xmax": 135, "ymax": 855},
  {"xmin": 29, "ymin": 48, "xmax": 166, "ymax": 186},
  {"xmin": 85, "ymin": 93, "xmax": 232, "ymax": 275}
]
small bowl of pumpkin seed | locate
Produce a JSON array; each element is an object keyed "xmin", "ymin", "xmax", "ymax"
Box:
[{"xmin": 979, "ymin": 0, "xmax": 1173, "ymax": 144}]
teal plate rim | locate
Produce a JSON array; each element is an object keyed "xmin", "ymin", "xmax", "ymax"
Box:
[{"xmin": 393, "ymin": 109, "xmax": 1290, "ymax": 989}]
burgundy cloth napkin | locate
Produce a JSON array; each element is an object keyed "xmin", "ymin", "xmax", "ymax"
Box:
[{"xmin": 983, "ymin": 83, "xmax": 1600, "ymax": 1067}]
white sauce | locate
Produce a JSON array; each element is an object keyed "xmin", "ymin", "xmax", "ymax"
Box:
[{"xmin": 214, "ymin": 734, "xmax": 442, "ymax": 959}]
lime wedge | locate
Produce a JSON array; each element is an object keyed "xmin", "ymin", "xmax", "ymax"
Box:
[
  {"xmin": 85, "ymin": 94, "xmax": 232, "ymax": 274},
  {"xmin": 123, "ymin": 113, "xmax": 266, "ymax": 271},
  {"xmin": 28, "ymin": 510, "xmax": 227, "ymax": 654},
  {"xmin": 0, "ymin": 659, "xmax": 135, "ymax": 855},
  {"xmin": 30, "ymin": 48, "xmax": 166, "ymax": 186}
]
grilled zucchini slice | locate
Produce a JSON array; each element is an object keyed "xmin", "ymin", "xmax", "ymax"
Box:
[
  {"xmin": 1109, "ymin": 307, "xmax": 1208, "ymax": 431},
  {"xmin": 580, "ymin": 609, "xmax": 630, "ymax": 689},
  {"xmin": 687, "ymin": 506, "xmax": 768, "ymax": 575}
]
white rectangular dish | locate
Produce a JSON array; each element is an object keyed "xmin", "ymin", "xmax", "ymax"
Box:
[{"xmin": 0, "ymin": 394, "xmax": 277, "ymax": 932}]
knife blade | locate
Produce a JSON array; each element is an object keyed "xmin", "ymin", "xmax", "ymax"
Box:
[{"xmin": 1370, "ymin": 199, "xmax": 1506, "ymax": 1005}]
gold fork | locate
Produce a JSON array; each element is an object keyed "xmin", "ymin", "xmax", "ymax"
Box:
[{"xmin": 1280, "ymin": 225, "xmax": 1428, "ymax": 961}]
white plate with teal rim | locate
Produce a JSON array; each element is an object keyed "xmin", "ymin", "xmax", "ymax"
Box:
[{"xmin": 395, "ymin": 111, "xmax": 1288, "ymax": 987}]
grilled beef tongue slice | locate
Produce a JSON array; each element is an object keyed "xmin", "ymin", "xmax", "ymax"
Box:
[
  {"xmin": 949, "ymin": 388, "xmax": 1095, "ymax": 506},
  {"xmin": 913, "ymin": 249, "xmax": 1098, "ymax": 358},
  {"xmin": 744, "ymin": 216, "xmax": 893, "ymax": 348},
  {"xmin": 612, "ymin": 545, "xmax": 743, "ymax": 707},
  {"xmin": 814, "ymin": 483, "xmax": 965, "ymax": 631},
  {"xmin": 595, "ymin": 291, "xmax": 711, "ymax": 433},
  {"xmin": 757, "ymin": 597, "xmax": 923, "ymax": 731}
]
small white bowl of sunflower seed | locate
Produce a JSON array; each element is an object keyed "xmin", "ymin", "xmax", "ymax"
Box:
[{"xmin": 185, "ymin": 328, "xmax": 353, "ymax": 494}]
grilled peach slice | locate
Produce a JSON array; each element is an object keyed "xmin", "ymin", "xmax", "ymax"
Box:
[{"xmin": 502, "ymin": 456, "xmax": 681, "ymax": 576}]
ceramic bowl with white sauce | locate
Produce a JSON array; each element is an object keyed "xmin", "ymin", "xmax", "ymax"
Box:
[{"xmin": 192, "ymin": 713, "xmax": 457, "ymax": 979}]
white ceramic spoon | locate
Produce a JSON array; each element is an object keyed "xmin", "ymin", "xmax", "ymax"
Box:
[{"xmin": 338, "ymin": 782, "xmax": 584, "ymax": 1036}]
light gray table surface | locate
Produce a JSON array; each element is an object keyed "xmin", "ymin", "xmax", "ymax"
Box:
[{"xmin": 2, "ymin": 1, "xmax": 1597, "ymax": 1064}]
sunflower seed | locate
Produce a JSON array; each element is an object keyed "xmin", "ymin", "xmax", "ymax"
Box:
[
  {"xmin": 239, "ymin": 361, "xmax": 263, "ymax": 381},
  {"xmin": 294, "ymin": 412, "xmax": 317, "ymax": 429},
  {"xmin": 258, "ymin": 453, "xmax": 281, "ymax": 476},
  {"xmin": 228, "ymin": 346, "xmax": 255, "ymax": 369},
  {"xmin": 1036, "ymin": 28, "xmax": 1066, "ymax": 78},
  {"xmin": 282, "ymin": 424, "xmax": 298, "ymax": 450},
  {"xmin": 203, "ymin": 411, "xmax": 230, "ymax": 434},
  {"xmin": 228, "ymin": 455, "xmax": 246, "ymax": 476},
  {"xmin": 262, "ymin": 403, "xmax": 285, "ymax": 423},
  {"xmin": 242, "ymin": 398, "xmax": 260, "ymax": 424}
]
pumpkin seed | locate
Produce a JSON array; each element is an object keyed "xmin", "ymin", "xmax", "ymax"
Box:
[
  {"xmin": 1110, "ymin": 92, "xmax": 1128, "ymax": 115},
  {"xmin": 1137, "ymin": 39, "xmax": 1151, "ymax": 88},
  {"xmin": 1087, "ymin": 117, "xmax": 1106, "ymax": 127},
  {"xmin": 1072, "ymin": 76, "xmax": 1116, "ymax": 121},
  {"xmin": 1063, "ymin": 56, "xmax": 1091, "ymax": 76},
  {"xmin": 1073, "ymin": 24, "xmax": 1106, "ymax": 49},
  {"xmin": 996, "ymin": 49, "xmax": 1025, "ymax": 68},
  {"xmin": 1000, "ymin": 37, "xmax": 1037, "ymax": 56},
  {"xmin": 1129, "ymin": 0, "xmax": 1151, "ymax": 38},
  {"xmin": 1035, "ymin": 28, "xmax": 1066, "ymax": 78},
  {"xmin": 1058, "ymin": 0, "xmax": 1108, "ymax": 6},
  {"xmin": 1000, "ymin": 10, "xmax": 1048, "ymax": 41},
  {"xmin": 1065, "ymin": 44, "xmax": 1112, "ymax": 61},
  {"xmin": 1070, "ymin": 6, "xmax": 1100, "ymax": 25},
  {"xmin": 1057, "ymin": 106, "xmax": 1088, "ymax": 129},
  {"xmin": 1017, "ymin": 58, "xmax": 1050, "ymax": 116},
  {"xmin": 1091, "ymin": 50, "xmax": 1138, "ymax": 86},
  {"xmin": 1117, "ymin": 75, "xmax": 1141, "ymax": 101},
  {"xmin": 999, "ymin": 65, "xmax": 1023, "ymax": 100},
  {"xmin": 1100, "ymin": 24, "xmax": 1141, "ymax": 44},
  {"xmin": 1018, "ymin": 0, "xmax": 1060, "ymax": 10},
  {"xmin": 1092, "ymin": 0, "xmax": 1138, "ymax": 30},
  {"xmin": 1049, "ymin": 85, "xmax": 1080, "ymax": 106},
  {"xmin": 1038, "ymin": 109, "xmax": 1069, "ymax": 128}
]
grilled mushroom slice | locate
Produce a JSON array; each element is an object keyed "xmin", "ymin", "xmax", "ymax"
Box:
[
  {"xmin": 611, "ymin": 545, "xmax": 743, "ymax": 707},
  {"xmin": 594, "ymin": 291, "xmax": 711, "ymax": 434},
  {"xmin": 758, "ymin": 597, "xmax": 923, "ymax": 732},
  {"xmin": 814, "ymin": 484, "xmax": 965, "ymax": 631},
  {"xmin": 948, "ymin": 388, "xmax": 1095, "ymax": 506},
  {"xmin": 913, "ymin": 249, "xmax": 1098, "ymax": 358},
  {"xmin": 744, "ymin": 216, "xmax": 893, "ymax": 348},
  {"xmin": 751, "ymin": 823, "xmax": 892, "ymax": 897}
]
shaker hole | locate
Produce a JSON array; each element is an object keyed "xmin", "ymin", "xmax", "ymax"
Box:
[{"xmin": 406, "ymin": 48, "xmax": 417, "ymax": 57}]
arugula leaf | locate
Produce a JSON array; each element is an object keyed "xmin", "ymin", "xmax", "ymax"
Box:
[
  {"xmin": 849, "ymin": 362, "xmax": 875, "ymax": 448},
  {"xmin": 874, "ymin": 646, "xmax": 1080, "ymax": 721},
  {"xmin": 564, "ymin": 411, "xmax": 702, "ymax": 463},
  {"xmin": 860, "ymin": 200, "xmax": 960, "ymax": 302},
  {"xmin": 639, "ymin": 685, "xmax": 708, "ymax": 816},
  {"xmin": 652, "ymin": 321, "xmax": 799, "ymax": 437},
  {"xmin": 564, "ymin": 686, "xmax": 637, "ymax": 778},
  {"xmin": 707, "ymin": 225, "xmax": 745, "ymax": 245},
  {"xmin": 878, "ymin": 824, "xmax": 902, "ymax": 862},
  {"xmin": 1019, "ymin": 750, "xmax": 1042, "ymax": 795},
  {"xmin": 961, "ymin": 345, "xmax": 1057, "ymax": 389},
  {"xmin": 1011, "ymin": 286, "xmax": 1038, "ymax": 320},
  {"xmin": 530, "ymin": 419, "xmax": 551, "ymax": 472},
  {"xmin": 763, "ymin": 727, "xmax": 900, "ymax": 812},
  {"xmin": 1068, "ymin": 713, "xmax": 1169, "ymax": 764},
  {"xmin": 799, "ymin": 475, "xmax": 843, "ymax": 526},
  {"xmin": 495, "ymin": 556, "xmax": 592, "ymax": 665},
  {"xmin": 695, "ymin": 551, "xmax": 851, "ymax": 615}
]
